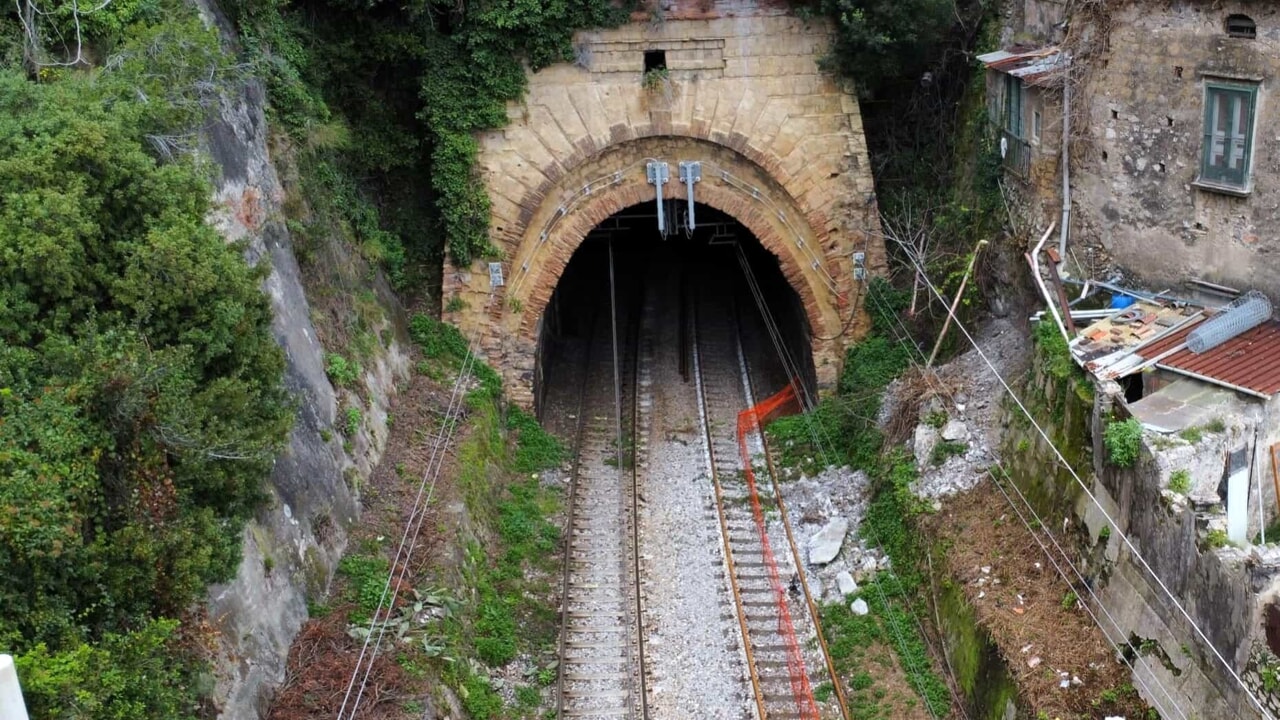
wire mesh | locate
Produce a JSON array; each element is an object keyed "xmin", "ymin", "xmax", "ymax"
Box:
[{"xmin": 1187, "ymin": 290, "xmax": 1273, "ymax": 354}]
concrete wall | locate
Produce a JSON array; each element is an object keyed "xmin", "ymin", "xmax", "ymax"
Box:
[
  {"xmin": 1082, "ymin": 383, "xmax": 1280, "ymax": 719},
  {"xmin": 443, "ymin": 2, "xmax": 882, "ymax": 407}
]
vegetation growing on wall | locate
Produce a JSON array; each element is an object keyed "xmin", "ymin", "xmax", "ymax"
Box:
[
  {"xmin": 805, "ymin": 0, "xmax": 1004, "ymax": 360},
  {"xmin": 225, "ymin": 0, "xmax": 626, "ymax": 273},
  {"xmin": 0, "ymin": 8, "xmax": 290, "ymax": 717}
]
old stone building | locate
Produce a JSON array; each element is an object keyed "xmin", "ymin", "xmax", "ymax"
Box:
[
  {"xmin": 441, "ymin": 0, "xmax": 882, "ymax": 408},
  {"xmin": 986, "ymin": 2, "xmax": 1280, "ymax": 718},
  {"xmin": 989, "ymin": 1, "xmax": 1280, "ymax": 301}
]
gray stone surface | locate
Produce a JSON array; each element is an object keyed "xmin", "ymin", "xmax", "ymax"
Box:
[
  {"xmin": 807, "ymin": 517, "xmax": 849, "ymax": 565},
  {"xmin": 835, "ymin": 571, "xmax": 857, "ymax": 597},
  {"xmin": 192, "ymin": 3, "xmax": 409, "ymax": 717},
  {"xmin": 941, "ymin": 418, "xmax": 969, "ymax": 442}
]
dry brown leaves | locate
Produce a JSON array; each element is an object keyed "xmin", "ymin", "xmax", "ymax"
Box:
[{"xmin": 925, "ymin": 479, "xmax": 1149, "ymax": 718}]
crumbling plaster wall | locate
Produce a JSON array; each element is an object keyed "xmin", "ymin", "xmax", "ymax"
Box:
[
  {"xmin": 1073, "ymin": 1, "xmax": 1280, "ymax": 297},
  {"xmin": 1080, "ymin": 384, "xmax": 1280, "ymax": 719}
]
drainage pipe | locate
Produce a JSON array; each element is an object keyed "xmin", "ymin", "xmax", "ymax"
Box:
[
  {"xmin": 1058, "ymin": 70, "xmax": 1072, "ymax": 261},
  {"xmin": 1027, "ymin": 222, "xmax": 1067, "ymax": 341}
]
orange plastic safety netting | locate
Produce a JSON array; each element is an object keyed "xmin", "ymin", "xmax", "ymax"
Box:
[{"xmin": 735, "ymin": 384, "xmax": 819, "ymax": 720}]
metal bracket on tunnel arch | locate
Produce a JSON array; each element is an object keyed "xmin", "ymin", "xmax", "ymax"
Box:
[
  {"xmin": 646, "ymin": 161, "xmax": 670, "ymax": 235},
  {"xmin": 678, "ymin": 161, "xmax": 702, "ymax": 231}
]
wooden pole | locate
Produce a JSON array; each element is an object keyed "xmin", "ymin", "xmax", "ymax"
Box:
[{"xmin": 928, "ymin": 238, "xmax": 988, "ymax": 367}]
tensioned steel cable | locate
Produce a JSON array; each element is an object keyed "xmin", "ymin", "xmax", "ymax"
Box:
[
  {"xmin": 858, "ymin": 278, "xmax": 1189, "ymax": 720},
  {"xmin": 894, "ymin": 241, "xmax": 1272, "ymax": 719},
  {"xmin": 336, "ymin": 294, "xmax": 494, "ymax": 720}
]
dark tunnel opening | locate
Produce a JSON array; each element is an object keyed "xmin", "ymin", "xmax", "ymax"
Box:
[{"xmin": 533, "ymin": 200, "xmax": 816, "ymax": 420}]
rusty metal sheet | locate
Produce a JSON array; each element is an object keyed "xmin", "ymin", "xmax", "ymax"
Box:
[{"xmin": 1144, "ymin": 320, "xmax": 1280, "ymax": 398}]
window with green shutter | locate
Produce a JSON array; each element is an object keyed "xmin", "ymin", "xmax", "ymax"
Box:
[
  {"xmin": 1200, "ymin": 81, "xmax": 1258, "ymax": 191},
  {"xmin": 1003, "ymin": 74, "xmax": 1024, "ymax": 138}
]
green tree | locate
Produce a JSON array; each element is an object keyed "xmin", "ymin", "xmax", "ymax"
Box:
[{"xmin": 0, "ymin": 19, "xmax": 291, "ymax": 714}]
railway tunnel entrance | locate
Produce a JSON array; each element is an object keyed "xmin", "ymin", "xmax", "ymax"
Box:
[{"xmin": 534, "ymin": 200, "xmax": 816, "ymax": 421}]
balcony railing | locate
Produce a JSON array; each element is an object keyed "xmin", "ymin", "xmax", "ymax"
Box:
[{"xmin": 998, "ymin": 127, "xmax": 1031, "ymax": 179}]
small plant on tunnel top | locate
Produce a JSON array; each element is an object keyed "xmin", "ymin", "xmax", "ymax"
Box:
[
  {"xmin": 1104, "ymin": 418, "xmax": 1143, "ymax": 467},
  {"xmin": 1179, "ymin": 426, "xmax": 1203, "ymax": 444},
  {"xmin": 1206, "ymin": 417, "xmax": 1227, "ymax": 433},
  {"xmin": 642, "ymin": 66, "xmax": 670, "ymax": 91},
  {"xmin": 1169, "ymin": 469, "xmax": 1192, "ymax": 495},
  {"xmin": 925, "ymin": 410, "xmax": 947, "ymax": 428}
]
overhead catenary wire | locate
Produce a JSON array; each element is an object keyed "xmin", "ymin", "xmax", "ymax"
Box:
[
  {"xmin": 735, "ymin": 226, "xmax": 1188, "ymax": 717},
  {"xmin": 892, "ymin": 239, "xmax": 1275, "ymax": 720},
  {"xmin": 336, "ymin": 294, "xmax": 496, "ymax": 720},
  {"xmin": 731, "ymin": 250, "xmax": 951, "ymax": 720},
  {"xmin": 857, "ymin": 279, "xmax": 1190, "ymax": 720}
]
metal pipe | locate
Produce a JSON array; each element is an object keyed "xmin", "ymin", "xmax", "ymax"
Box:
[
  {"xmin": 1058, "ymin": 70, "xmax": 1072, "ymax": 260},
  {"xmin": 1027, "ymin": 222, "xmax": 1066, "ymax": 342},
  {"xmin": 0, "ymin": 657, "xmax": 29, "ymax": 720}
]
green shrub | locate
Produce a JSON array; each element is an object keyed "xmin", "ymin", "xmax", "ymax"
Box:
[
  {"xmin": 326, "ymin": 352, "xmax": 361, "ymax": 387},
  {"xmin": 1169, "ymin": 469, "xmax": 1192, "ymax": 495},
  {"xmin": 930, "ymin": 440, "xmax": 967, "ymax": 466},
  {"xmin": 1179, "ymin": 426, "xmax": 1203, "ymax": 444},
  {"xmin": 508, "ymin": 407, "xmax": 566, "ymax": 473},
  {"xmin": 337, "ymin": 554, "xmax": 389, "ymax": 621},
  {"xmin": 1205, "ymin": 528, "xmax": 1231, "ymax": 549},
  {"xmin": 343, "ymin": 405, "xmax": 363, "ymax": 437},
  {"xmin": 0, "ymin": 31, "xmax": 290, "ymax": 717},
  {"xmin": 1104, "ymin": 418, "xmax": 1143, "ymax": 468}
]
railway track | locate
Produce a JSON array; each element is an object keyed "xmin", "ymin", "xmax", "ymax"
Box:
[
  {"xmin": 557, "ymin": 279, "xmax": 647, "ymax": 720},
  {"xmin": 692, "ymin": 276, "xmax": 841, "ymax": 720}
]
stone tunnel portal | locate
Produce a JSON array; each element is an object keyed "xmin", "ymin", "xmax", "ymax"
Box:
[{"xmin": 533, "ymin": 200, "xmax": 815, "ymax": 417}]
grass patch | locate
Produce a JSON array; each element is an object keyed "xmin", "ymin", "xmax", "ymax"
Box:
[
  {"xmin": 507, "ymin": 406, "xmax": 567, "ymax": 473},
  {"xmin": 1179, "ymin": 426, "xmax": 1203, "ymax": 444},
  {"xmin": 930, "ymin": 440, "xmax": 967, "ymax": 466},
  {"xmin": 1169, "ymin": 469, "xmax": 1192, "ymax": 495},
  {"xmin": 337, "ymin": 554, "xmax": 390, "ymax": 624}
]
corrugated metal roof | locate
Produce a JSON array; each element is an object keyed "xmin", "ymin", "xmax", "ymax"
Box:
[
  {"xmin": 1138, "ymin": 318, "xmax": 1280, "ymax": 398},
  {"xmin": 977, "ymin": 45, "xmax": 1070, "ymax": 86}
]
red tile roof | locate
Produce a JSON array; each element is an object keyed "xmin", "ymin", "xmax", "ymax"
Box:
[{"xmin": 1140, "ymin": 319, "xmax": 1280, "ymax": 398}]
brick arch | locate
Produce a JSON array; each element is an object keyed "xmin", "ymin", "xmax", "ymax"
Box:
[{"xmin": 509, "ymin": 179, "xmax": 835, "ymax": 347}]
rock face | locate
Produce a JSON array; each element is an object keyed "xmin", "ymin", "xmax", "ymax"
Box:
[
  {"xmin": 808, "ymin": 517, "xmax": 849, "ymax": 565},
  {"xmin": 193, "ymin": 3, "xmax": 409, "ymax": 717}
]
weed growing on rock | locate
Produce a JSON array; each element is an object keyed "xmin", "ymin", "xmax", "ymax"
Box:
[
  {"xmin": 1169, "ymin": 469, "xmax": 1192, "ymax": 495},
  {"xmin": 930, "ymin": 440, "xmax": 967, "ymax": 466},
  {"xmin": 326, "ymin": 352, "xmax": 361, "ymax": 387},
  {"xmin": 1103, "ymin": 418, "xmax": 1143, "ymax": 467}
]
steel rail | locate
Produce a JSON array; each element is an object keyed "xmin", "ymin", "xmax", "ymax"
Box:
[{"xmin": 692, "ymin": 286, "xmax": 769, "ymax": 720}]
